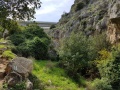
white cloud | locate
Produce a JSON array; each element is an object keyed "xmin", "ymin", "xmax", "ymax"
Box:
[{"xmin": 35, "ymin": 0, "xmax": 74, "ymax": 22}]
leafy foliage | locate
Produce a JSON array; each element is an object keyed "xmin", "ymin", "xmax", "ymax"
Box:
[
  {"xmin": 75, "ymin": 2, "xmax": 85, "ymax": 11},
  {"xmin": 1, "ymin": 19, "xmax": 21, "ymax": 34},
  {"xmin": 58, "ymin": 32, "xmax": 110, "ymax": 81},
  {"xmin": 59, "ymin": 32, "xmax": 89, "ymax": 79},
  {"xmin": 29, "ymin": 74, "xmax": 45, "ymax": 90},
  {"xmin": 9, "ymin": 33, "xmax": 25, "ymax": 46},
  {"xmin": 93, "ymin": 78, "xmax": 112, "ymax": 90},
  {"xmin": 96, "ymin": 45, "xmax": 120, "ymax": 90},
  {"xmin": 2, "ymin": 50, "xmax": 16, "ymax": 60},
  {"xmin": 50, "ymin": 24, "xmax": 56, "ymax": 29},
  {"xmin": 9, "ymin": 24, "xmax": 50, "ymax": 59},
  {"xmin": 0, "ymin": 0, "xmax": 41, "ymax": 20}
]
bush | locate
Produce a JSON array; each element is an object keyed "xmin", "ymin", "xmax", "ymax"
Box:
[
  {"xmin": 29, "ymin": 74, "xmax": 44, "ymax": 90},
  {"xmin": 93, "ymin": 78, "xmax": 112, "ymax": 90},
  {"xmin": 23, "ymin": 24, "xmax": 48, "ymax": 39},
  {"xmin": 88, "ymin": 33, "xmax": 110, "ymax": 60},
  {"xmin": 27, "ymin": 37, "xmax": 48, "ymax": 59},
  {"xmin": 50, "ymin": 24, "xmax": 56, "ymax": 29},
  {"xmin": 96, "ymin": 45, "xmax": 120, "ymax": 90},
  {"xmin": 75, "ymin": 2, "xmax": 85, "ymax": 11},
  {"xmin": 9, "ymin": 24, "xmax": 50, "ymax": 59},
  {"xmin": 2, "ymin": 50, "xmax": 16, "ymax": 60},
  {"xmin": 10, "ymin": 82, "xmax": 26, "ymax": 90},
  {"xmin": 9, "ymin": 33, "xmax": 25, "ymax": 46},
  {"xmin": 59, "ymin": 32, "xmax": 89, "ymax": 79},
  {"xmin": 2, "ymin": 19, "xmax": 21, "ymax": 35}
]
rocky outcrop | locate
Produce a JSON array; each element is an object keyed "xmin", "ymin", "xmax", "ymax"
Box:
[
  {"xmin": 4, "ymin": 57, "xmax": 33, "ymax": 89},
  {"xmin": 50, "ymin": 0, "xmax": 120, "ymax": 47},
  {"xmin": 107, "ymin": 0, "xmax": 120, "ymax": 44}
]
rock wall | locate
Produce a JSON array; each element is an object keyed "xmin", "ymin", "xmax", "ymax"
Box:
[
  {"xmin": 49, "ymin": 0, "xmax": 120, "ymax": 48},
  {"xmin": 107, "ymin": 0, "xmax": 120, "ymax": 44}
]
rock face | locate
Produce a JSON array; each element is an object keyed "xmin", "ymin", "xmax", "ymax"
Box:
[
  {"xmin": 50, "ymin": 0, "xmax": 120, "ymax": 47},
  {"xmin": 107, "ymin": 0, "xmax": 120, "ymax": 44},
  {"xmin": 5, "ymin": 57, "xmax": 33, "ymax": 88},
  {"xmin": 5, "ymin": 57, "xmax": 33, "ymax": 77}
]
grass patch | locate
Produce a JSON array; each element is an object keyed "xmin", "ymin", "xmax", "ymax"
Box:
[
  {"xmin": 2, "ymin": 50, "xmax": 16, "ymax": 60},
  {"xmin": 32, "ymin": 60, "xmax": 83, "ymax": 90}
]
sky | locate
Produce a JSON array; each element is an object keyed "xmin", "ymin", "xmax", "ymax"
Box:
[{"xmin": 34, "ymin": 0, "xmax": 74, "ymax": 22}]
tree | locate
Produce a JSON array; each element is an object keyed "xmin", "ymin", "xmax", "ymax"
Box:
[
  {"xmin": 59, "ymin": 32, "xmax": 89, "ymax": 79},
  {"xmin": 0, "ymin": 0, "xmax": 41, "ymax": 20}
]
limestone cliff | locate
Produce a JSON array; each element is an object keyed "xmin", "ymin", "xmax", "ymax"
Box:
[{"xmin": 50, "ymin": 0, "xmax": 120, "ymax": 47}]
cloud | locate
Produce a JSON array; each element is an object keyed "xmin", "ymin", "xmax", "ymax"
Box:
[{"xmin": 35, "ymin": 0, "xmax": 74, "ymax": 22}]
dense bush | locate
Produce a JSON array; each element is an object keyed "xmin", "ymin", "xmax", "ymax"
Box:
[
  {"xmin": 9, "ymin": 33, "xmax": 25, "ymax": 46},
  {"xmin": 88, "ymin": 33, "xmax": 110, "ymax": 61},
  {"xmin": 23, "ymin": 24, "xmax": 48, "ymax": 39},
  {"xmin": 50, "ymin": 24, "xmax": 56, "ymax": 29},
  {"xmin": 93, "ymin": 78, "xmax": 112, "ymax": 90},
  {"xmin": 96, "ymin": 45, "xmax": 120, "ymax": 90},
  {"xmin": 59, "ymin": 32, "xmax": 89, "ymax": 79},
  {"xmin": 29, "ymin": 74, "xmax": 44, "ymax": 90},
  {"xmin": 58, "ymin": 32, "xmax": 110, "ymax": 81},
  {"xmin": 75, "ymin": 2, "xmax": 85, "ymax": 11},
  {"xmin": 9, "ymin": 24, "xmax": 50, "ymax": 59},
  {"xmin": 1, "ymin": 19, "xmax": 21, "ymax": 34},
  {"xmin": 3, "ymin": 82, "xmax": 26, "ymax": 90},
  {"xmin": 2, "ymin": 50, "xmax": 16, "ymax": 60}
]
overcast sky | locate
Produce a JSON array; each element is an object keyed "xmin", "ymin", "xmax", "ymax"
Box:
[{"xmin": 34, "ymin": 0, "xmax": 74, "ymax": 22}]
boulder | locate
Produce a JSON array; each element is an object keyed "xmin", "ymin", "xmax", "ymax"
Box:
[
  {"xmin": 5, "ymin": 57, "xmax": 33, "ymax": 78},
  {"xmin": 5, "ymin": 57, "xmax": 33, "ymax": 87}
]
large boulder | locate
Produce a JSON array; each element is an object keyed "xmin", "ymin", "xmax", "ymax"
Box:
[
  {"xmin": 5, "ymin": 57, "xmax": 33, "ymax": 87},
  {"xmin": 5, "ymin": 57, "xmax": 33, "ymax": 78}
]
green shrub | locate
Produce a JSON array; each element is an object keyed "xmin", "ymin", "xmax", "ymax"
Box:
[
  {"xmin": 2, "ymin": 50, "xmax": 16, "ymax": 60},
  {"xmin": 9, "ymin": 33, "xmax": 25, "ymax": 46},
  {"xmin": 75, "ymin": 2, "xmax": 85, "ymax": 11},
  {"xmin": 29, "ymin": 74, "xmax": 44, "ymax": 90},
  {"xmin": 96, "ymin": 45, "xmax": 120, "ymax": 90},
  {"xmin": 2, "ymin": 19, "xmax": 21, "ymax": 34},
  {"xmin": 59, "ymin": 32, "xmax": 89, "ymax": 79},
  {"xmin": 9, "ymin": 24, "xmax": 50, "ymax": 59},
  {"xmin": 15, "ymin": 37, "xmax": 48, "ymax": 59},
  {"xmin": 50, "ymin": 24, "xmax": 56, "ymax": 29},
  {"xmin": 88, "ymin": 33, "xmax": 110, "ymax": 60},
  {"xmin": 93, "ymin": 78, "xmax": 112, "ymax": 90},
  {"xmin": 0, "ymin": 45, "xmax": 6, "ymax": 49},
  {"xmin": 23, "ymin": 24, "xmax": 48, "ymax": 39},
  {"xmin": 9, "ymin": 82, "xmax": 26, "ymax": 90},
  {"xmin": 28, "ymin": 37, "xmax": 48, "ymax": 59}
]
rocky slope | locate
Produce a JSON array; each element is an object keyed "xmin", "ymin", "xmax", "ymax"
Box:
[{"xmin": 50, "ymin": 0, "xmax": 120, "ymax": 47}]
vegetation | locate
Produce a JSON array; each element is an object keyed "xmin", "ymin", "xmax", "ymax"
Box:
[
  {"xmin": 59, "ymin": 32, "xmax": 89, "ymax": 80},
  {"xmin": 3, "ymin": 82, "xmax": 26, "ymax": 90},
  {"xmin": 0, "ymin": 0, "xmax": 120, "ymax": 90},
  {"xmin": 75, "ymin": 2, "xmax": 85, "ymax": 12},
  {"xmin": 2, "ymin": 50, "xmax": 16, "ymax": 60},
  {"xmin": 9, "ymin": 24, "xmax": 50, "ymax": 59},
  {"xmin": 32, "ymin": 60, "xmax": 83, "ymax": 90},
  {"xmin": 0, "ymin": 0, "xmax": 41, "ymax": 20},
  {"xmin": 50, "ymin": 25, "xmax": 56, "ymax": 29}
]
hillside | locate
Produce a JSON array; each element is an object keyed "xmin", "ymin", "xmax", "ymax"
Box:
[{"xmin": 50, "ymin": 0, "xmax": 120, "ymax": 47}]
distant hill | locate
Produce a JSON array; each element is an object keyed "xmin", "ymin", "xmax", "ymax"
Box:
[{"xmin": 18, "ymin": 21, "xmax": 57, "ymax": 29}]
